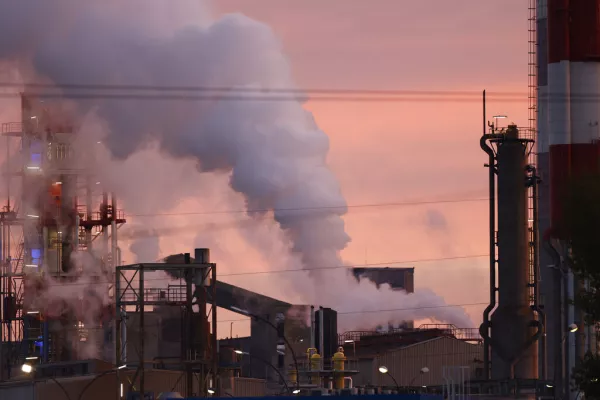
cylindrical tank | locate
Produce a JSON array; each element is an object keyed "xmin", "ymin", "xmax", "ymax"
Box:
[
  {"xmin": 332, "ymin": 347, "xmax": 346, "ymax": 389},
  {"xmin": 490, "ymin": 126, "xmax": 538, "ymax": 380}
]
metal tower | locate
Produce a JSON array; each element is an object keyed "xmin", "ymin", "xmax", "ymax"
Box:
[{"xmin": 1, "ymin": 94, "xmax": 126, "ymax": 379}]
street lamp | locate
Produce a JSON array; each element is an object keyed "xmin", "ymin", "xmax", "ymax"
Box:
[
  {"xmin": 493, "ymin": 115, "xmax": 508, "ymax": 131},
  {"xmin": 235, "ymin": 350, "xmax": 292, "ymax": 395},
  {"xmin": 551, "ymin": 323, "xmax": 580, "ymax": 394},
  {"xmin": 21, "ymin": 363, "xmax": 73, "ymax": 400},
  {"xmin": 378, "ymin": 365, "xmax": 400, "ymax": 392},
  {"xmin": 344, "ymin": 339, "xmax": 357, "ymax": 370},
  {"xmin": 230, "ymin": 306, "xmax": 299, "ymax": 390},
  {"xmin": 77, "ymin": 364, "xmax": 127, "ymax": 400},
  {"xmin": 408, "ymin": 366, "xmax": 430, "ymax": 389}
]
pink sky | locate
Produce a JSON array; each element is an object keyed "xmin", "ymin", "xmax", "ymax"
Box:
[{"xmin": 208, "ymin": 0, "xmax": 531, "ymax": 335}]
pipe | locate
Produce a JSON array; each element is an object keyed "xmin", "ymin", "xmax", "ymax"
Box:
[
  {"xmin": 42, "ymin": 226, "xmax": 49, "ymax": 272},
  {"xmin": 546, "ymin": 240, "xmax": 565, "ymax": 397},
  {"xmin": 344, "ymin": 377, "xmax": 353, "ymax": 389},
  {"xmin": 111, "ymin": 193, "xmax": 117, "ymax": 269},
  {"xmin": 310, "ymin": 306, "xmax": 315, "ymax": 351},
  {"xmin": 121, "ymin": 309, "xmax": 127, "ymax": 363},
  {"xmin": 480, "ymin": 131, "xmax": 496, "ymax": 380},
  {"xmin": 530, "ymin": 166, "xmax": 547, "ymax": 379},
  {"xmin": 319, "ymin": 306, "xmax": 325, "ymax": 366},
  {"xmin": 74, "ymin": 214, "xmax": 79, "ymax": 248}
]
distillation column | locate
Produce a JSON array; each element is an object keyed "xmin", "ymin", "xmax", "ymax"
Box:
[{"xmin": 489, "ymin": 126, "xmax": 540, "ymax": 380}]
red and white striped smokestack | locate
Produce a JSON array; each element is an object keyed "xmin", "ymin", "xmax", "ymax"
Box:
[{"xmin": 542, "ymin": 0, "xmax": 600, "ymax": 234}]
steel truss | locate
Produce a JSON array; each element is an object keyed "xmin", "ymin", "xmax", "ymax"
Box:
[{"xmin": 115, "ymin": 251, "xmax": 217, "ymax": 398}]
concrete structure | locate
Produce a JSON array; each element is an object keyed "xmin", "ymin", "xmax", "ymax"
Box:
[{"xmin": 536, "ymin": 1, "xmax": 600, "ymax": 398}]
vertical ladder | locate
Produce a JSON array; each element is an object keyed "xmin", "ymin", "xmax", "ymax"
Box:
[{"xmin": 527, "ymin": 0, "xmax": 538, "ymax": 305}]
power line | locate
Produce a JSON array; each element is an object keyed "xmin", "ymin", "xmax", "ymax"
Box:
[
  {"xmin": 0, "ymin": 92, "xmax": 528, "ymax": 103},
  {"xmin": 219, "ymin": 254, "xmax": 488, "ymax": 277},
  {"xmin": 128, "ymin": 197, "xmax": 488, "ymax": 217},
  {"xmin": 20, "ymin": 254, "xmax": 488, "ymax": 289},
  {"xmin": 0, "ymin": 82, "xmax": 526, "ymax": 96},
  {"xmin": 337, "ymin": 302, "xmax": 487, "ymax": 316}
]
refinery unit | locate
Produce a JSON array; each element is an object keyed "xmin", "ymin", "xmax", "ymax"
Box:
[{"xmin": 1, "ymin": 1, "xmax": 600, "ymax": 399}]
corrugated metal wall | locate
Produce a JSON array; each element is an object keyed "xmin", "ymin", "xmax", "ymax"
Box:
[
  {"xmin": 373, "ymin": 337, "xmax": 483, "ymax": 387},
  {"xmin": 232, "ymin": 377, "xmax": 266, "ymax": 397}
]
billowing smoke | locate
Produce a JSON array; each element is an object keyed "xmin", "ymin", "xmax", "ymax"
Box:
[{"xmin": 0, "ymin": 0, "xmax": 473, "ymax": 329}]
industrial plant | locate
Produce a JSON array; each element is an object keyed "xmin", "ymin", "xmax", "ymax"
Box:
[{"xmin": 1, "ymin": 1, "xmax": 600, "ymax": 400}]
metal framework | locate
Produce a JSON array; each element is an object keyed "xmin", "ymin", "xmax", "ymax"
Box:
[
  {"xmin": 115, "ymin": 253, "xmax": 218, "ymax": 398},
  {"xmin": 1, "ymin": 94, "xmax": 126, "ymax": 380}
]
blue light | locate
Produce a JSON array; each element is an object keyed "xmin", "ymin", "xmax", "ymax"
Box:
[
  {"xmin": 31, "ymin": 249, "xmax": 41, "ymax": 259},
  {"xmin": 30, "ymin": 153, "xmax": 41, "ymax": 164}
]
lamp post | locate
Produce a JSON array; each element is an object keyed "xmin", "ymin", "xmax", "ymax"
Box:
[
  {"xmin": 551, "ymin": 323, "xmax": 579, "ymax": 398},
  {"xmin": 492, "ymin": 115, "xmax": 508, "ymax": 131},
  {"xmin": 378, "ymin": 366, "xmax": 400, "ymax": 393},
  {"xmin": 408, "ymin": 367, "xmax": 430, "ymax": 391},
  {"xmin": 77, "ymin": 364, "xmax": 127, "ymax": 400},
  {"xmin": 230, "ymin": 306, "xmax": 300, "ymax": 391},
  {"xmin": 21, "ymin": 363, "xmax": 73, "ymax": 400},
  {"xmin": 344, "ymin": 340, "xmax": 357, "ymax": 371},
  {"xmin": 235, "ymin": 350, "xmax": 293, "ymax": 395}
]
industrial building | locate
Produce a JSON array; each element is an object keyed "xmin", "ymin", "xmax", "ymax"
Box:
[{"xmin": 2, "ymin": 1, "xmax": 600, "ymax": 400}]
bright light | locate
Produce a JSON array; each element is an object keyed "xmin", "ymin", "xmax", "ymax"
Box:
[
  {"xmin": 95, "ymin": 182, "xmax": 100, "ymax": 185},
  {"xmin": 207, "ymin": 389, "xmax": 215, "ymax": 395},
  {"xmin": 21, "ymin": 364, "xmax": 33, "ymax": 374},
  {"xmin": 30, "ymin": 116, "xmax": 37, "ymax": 120},
  {"xmin": 292, "ymin": 389, "xmax": 301, "ymax": 394},
  {"xmin": 569, "ymin": 324, "xmax": 579, "ymax": 333},
  {"xmin": 546, "ymin": 384, "xmax": 554, "ymax": 388},
  {"xmin": 422, "ymin": 386, "xmax": 427, "ymax": 388},
  {"xmin": 344, "ymin": 340, "xmax": 354, "ymax": 343},
  {"xmin": 117, "ymin": 364, "xmax": 127, "ymax": 370},
  {"xmin": 230, "ymin": 306, "xmax": 250, "ymax": 316},
  {"xmin": 26, "ymin": 166, "xmax": 40, "ymax": 170},
  {"xmin": 97, "ymin": 141, "xmax": 102, "ymax": 144},
  {"xmin": 493, "ymin": 115, "xmax": 508, "ymax": 119},
  {"xmin": 25, "ymin": 356, "xmax": 38, "ymax": 360},
  {"xmin": 27, "ymin": 215, "xmax": 39, "ymax": 218},
  {"xmin": 26, "ymin": 311, "xmax": 40, "ymax": 315},
  {"xmin": 421, "ymin": 367, "xmax": 430, "ymax": 374},
  {"xmin": 25, "ymin": 264, "xmax": 38, "ymax": 268},
  {"xmin": 54, "ymin": 181, "xmax": 62, "ymax": 185},
  {"xmin": 120, "ymin": 383, "xmax": 124, "ymax": 397},
  {"xmin": 378, "ymin": 366, "xmax": 389, "ymax": 374}
]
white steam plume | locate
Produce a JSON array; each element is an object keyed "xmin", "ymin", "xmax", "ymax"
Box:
[{"xmin": 0, "ymin": 0, "xmax": 473, "ymax": 329}]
